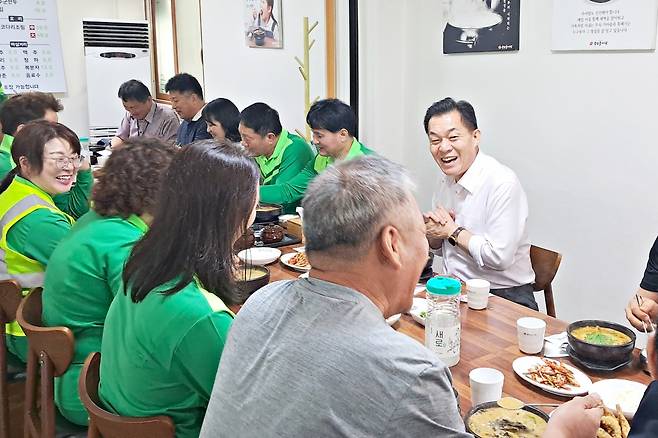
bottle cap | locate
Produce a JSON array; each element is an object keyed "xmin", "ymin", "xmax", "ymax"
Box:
[{"xmin": 426, "ymin": 276, "xmax": 461, "ymax": 296}]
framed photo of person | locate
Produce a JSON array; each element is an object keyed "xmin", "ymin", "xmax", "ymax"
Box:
[{"xmin": 245, "ymin": 0, "xmax": 283, "ymax": 48}]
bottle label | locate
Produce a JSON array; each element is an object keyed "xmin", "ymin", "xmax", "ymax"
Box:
[{"xmin": 426, "ymin": 323, "xmax": 461, "ymax": 359}]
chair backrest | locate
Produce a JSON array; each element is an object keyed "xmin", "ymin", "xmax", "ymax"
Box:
[
  {"xmin": 16, "ymin": 288, "xmax": 75, "ymax": 438},
  {"xmin": 16, "ymin": 288, "xmax": 74, "ymax": 377},
  {"xmin": 0, "ymin": 280, "xmax": 22, "ymax": 325},
  {"xmin": 79, "ymin": 352, "xmax": 176, "ymax": 438},
  {"xmin": 530, "ymin": 245, "xmax": 562, "ymax": 292},
  {"xmin": 530, "ymin": 245, "xmax": 562, "ymax": 317}
]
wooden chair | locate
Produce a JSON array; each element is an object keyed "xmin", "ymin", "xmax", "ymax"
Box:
[
  {"xmin": 530, "ymin": 245, "xmax": 562, "ymax": 318},
  {"xmin": 79, "ymin": 352, "xmax": 175, "ymax": 438},
  {"xmin": 0, "ymin": 279, "xmax": 24, "ymax": 438},
  {"xmin": 15, "ymin": 287, "xmax": 82, "ymax": 438}
]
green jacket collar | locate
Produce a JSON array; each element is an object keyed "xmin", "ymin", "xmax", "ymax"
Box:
[
  {"xmin": 14, "ymin": 175, "xmax": 56, "ymax": 206},
  {"xmin": 314, "ymin": 138, "xmax": 365, "ymax": 173},
  {"xmin": 255, "ymin": 130, "xmax": 292, "ymax": 184},
  {"xmin": 126, "ymin": 214, "xmax": 149, "ymax": 233}
]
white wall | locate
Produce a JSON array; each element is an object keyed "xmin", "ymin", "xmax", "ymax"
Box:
[
  {"xmin": 54, "ymin": 0, "xmax": 145, "ymax": 136},
  {"xmin": 200, "ymin": 0, "xmax": 328, "ymax": 135},
  {"xmin": 358, "ymin": 0, "xmax": 658, "ymax": 328}
]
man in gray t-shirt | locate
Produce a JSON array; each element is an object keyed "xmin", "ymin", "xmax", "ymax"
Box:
[{"xmin": 200, "ymin": 156, "xmax": 602, "ymax": 438}]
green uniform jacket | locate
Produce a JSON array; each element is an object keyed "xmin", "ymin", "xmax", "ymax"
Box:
[
  {"xmin": 0, "ymin": 135, "xmax": 91, "ymax": 218},
  {"xmin": 100, "ymin": 279, "xmax": 234, "ymax": 438},
  {"xmin": 3, "ymin": 172, "xmax": 92, "ymax": 361},
  {"xmin": 42, "ymin": 211, "xmax": 148, "ymax": 426},
  {"xmin": 260, "ymin": 139, "xmax": 374, "ymax": 207},
  {"xmin": 0, "ymin": 134, "xmax": 14, "ymax": 182},
  {"xmin": 255, "ymin": 130, "xmax": 313, "ymax": 214}
]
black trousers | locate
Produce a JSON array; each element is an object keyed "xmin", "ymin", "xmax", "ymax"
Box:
[{"xmin": 490, "ymin": 283, "xmax": 538, "ymax": 311}]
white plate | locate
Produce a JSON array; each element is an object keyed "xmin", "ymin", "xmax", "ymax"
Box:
[
  {"xmin": 237, "ymin": 247, "xmax": 281, "ymax": 265},
  {"xmin": 408, "ymin": 298, "xmax": 427, "ymax": 326},
  {"xmin": 589, "ymin": 379, "xmax": 647, "ymax": 419},
  {"xmin": 512, "ymin": 356, "xmax": 592, "ymax": 397},
  {"xmin": 386, "ymin": 313, "xmax": 401, "ymax": 326},
  {"xmin": 293, "ymin": 246, "xmax": 306, "ymax": 253},
  {"xmin": 280, "ymin": 252, "xmax": 311, "ymax": 272}
]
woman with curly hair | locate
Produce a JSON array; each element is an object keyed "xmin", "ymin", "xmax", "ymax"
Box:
[
  {"xmin": 99, "ymin": 140, "xmax": 259, "ymax": 438},
  {"xmin": 42, "ymin": 137, "xmax": 176, "ymax": 426}
]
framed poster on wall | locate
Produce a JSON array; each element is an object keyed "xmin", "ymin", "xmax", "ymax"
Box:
[
  {"xmin": 442, "ymin": 0, "xmax": 520, "ymax": 54},
  {"xmin": 245, "ymin": 0, "xmax": 283, "ymax": 49},
  {"xmin": 552, "ymin": 0, "xmax": 658, "ymax": 51}
]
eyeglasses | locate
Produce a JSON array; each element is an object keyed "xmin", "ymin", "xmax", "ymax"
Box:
[{"xmin": 44, "ymin": 155, "xmax": 84, "ymax": 169}]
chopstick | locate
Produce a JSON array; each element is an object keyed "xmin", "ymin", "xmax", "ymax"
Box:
[{"xmin": 636, "ymin": 294, "xmax": 652, "ymax": 333}]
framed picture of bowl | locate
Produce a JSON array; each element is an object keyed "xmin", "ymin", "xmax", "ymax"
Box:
[
  {"xmin": 245, "ymin": 0, "xmax": 284, "ymax": 48},
  {"xmin": 442, "ymin": 0, "xmax": 521, "ymax": 54}
]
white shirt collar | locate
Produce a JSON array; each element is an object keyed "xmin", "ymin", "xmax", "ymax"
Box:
[
  {"xmin": 456, "ymin": 151, "xmax": 487, "ymax": 195},
  {"xmin": 191, "ymin": 105, "xmax": 205, "ymax": 122}
]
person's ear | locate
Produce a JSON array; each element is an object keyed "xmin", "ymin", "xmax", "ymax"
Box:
[
  {"xmin": 377, "ymin": 225, "xmax": 403, "ymax": 270},
  {"xmin": 18, "ymin": 156, "xmax": 31, "ymax": 176},
  {"xmin": 14, "ymin": 124, "xmax": 25, "ymax": 134},
  {"xmin": 266, "ymin": 133, "xmax": 277, "ymax": 144}
]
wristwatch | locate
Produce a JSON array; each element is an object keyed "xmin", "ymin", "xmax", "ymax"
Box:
[{"xmin": 448, "ymin": 226, "xmax": 465, "ymax": 246}]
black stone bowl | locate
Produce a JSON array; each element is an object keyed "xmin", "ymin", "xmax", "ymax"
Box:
[
  {"xmin": 464, "ymin": 401, "xmax": 549, "ymax": 438},
  {"xmin": 255, "ymin": 203, "xmax": 282, "ymax": 224},
  {"xmin": 235, "ymin": 265, "xmax": 270, "ymax": 301},
  {"xmin": 567, "ymin": 320, "xmax": 636, "ymax": 365}
]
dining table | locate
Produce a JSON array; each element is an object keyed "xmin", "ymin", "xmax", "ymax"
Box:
[{"xmin": 261, "ymin": 244, "xmax": 653, "ymax": 416}]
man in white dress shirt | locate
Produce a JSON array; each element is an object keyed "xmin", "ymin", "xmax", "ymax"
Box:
[{"xmin": 423, "ymin": 97, "xmax": 537, "ymax": 310}]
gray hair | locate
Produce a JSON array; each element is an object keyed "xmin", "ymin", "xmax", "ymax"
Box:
[{"xmin": 302, "ymin": 155, "xmax": 416, "ymax": 254}]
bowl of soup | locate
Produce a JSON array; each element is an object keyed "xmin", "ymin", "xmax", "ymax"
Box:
[
  {"xmin": 567, "ymin": 320, "xmax": 636, "ymax": 365},
  {"xmin": 255, "ymin": 203, "xmax": 283, "ymax": 223},
  {"xmin": 235, "ymin": 265, "xmax": 270, "ymax": 300},
  {"xmin": 465, "ymin": 402, "xmax": 549, "ymax": 438}
]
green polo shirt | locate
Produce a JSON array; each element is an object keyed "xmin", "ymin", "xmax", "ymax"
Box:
[
  {"xmin": 4, "ymin": 172, "xmax": 92, "ymax": 362},
  {"xmin": 255, "ymin": 130, "xmax": 313, "ymax": 213},
  {"xmin": 42, "ymin": 211, "xmax": 148, "ymax": 426},
  {"xmin": 100, "ymin": 278, "xmax": 234, "ymax": 438},
  {"xmin": 0, "ymin": 134, "xmax": 14, "ymax": 181},
  {"xmin": 260, "ymin": 138, "xmax": 374, "ymax": 207}
]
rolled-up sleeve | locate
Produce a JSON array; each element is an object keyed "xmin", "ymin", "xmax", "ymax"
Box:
[
  {"xmin": 115, "ymin": 113, "xmax": 131, "ymax": 140},
  {"xmin": 467, "ymin": 181, "xmax": 528, "ymax": 271}
]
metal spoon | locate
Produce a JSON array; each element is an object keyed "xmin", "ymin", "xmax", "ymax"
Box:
[{"xmin": 497, "ymin": 396, "xmax": 561, "ymax": 410}]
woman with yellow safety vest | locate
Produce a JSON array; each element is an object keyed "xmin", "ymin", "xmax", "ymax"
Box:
[
  {"xmin": 42, "ymin": 137, "xmax": 176, "ymax": 426},
  {"xmin": 0, "ymin": 120, "xmax": 92, "ymax": 361},
  {"xmin": 99, "ymin": 139, "xmax": 260, "ymax": 438}
]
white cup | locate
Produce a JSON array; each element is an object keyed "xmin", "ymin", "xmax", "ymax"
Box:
[
  {"xmin": 466, "ymin": 279, "xmax": 490, "ymax": 310},
  {"xmin": 469, "ymin": 367, "xmax": 504, "ymax": 406},
  {"xmin": 517, "ymin": 317, "xmax": 546, "ymax": 354}
]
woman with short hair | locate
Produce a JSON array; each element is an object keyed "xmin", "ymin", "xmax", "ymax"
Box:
[
  {"xmin": 42, "ymin": 137, "xmax": 176, "ymax": 425},
  {"xmin": 0, "ymin": 120, "xmax": 91, "ymax": 361},
  {"xmin": 202, "ymin": 97, "xmax": 241, "ymax": 144},
  {"xmin": 99, "ymin": 139, "xmax": 260, "ymax": 438}
]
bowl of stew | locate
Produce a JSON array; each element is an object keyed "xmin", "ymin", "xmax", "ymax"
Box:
[{"xmin": 567, "ymin": 320, "xmax": 636, "ymax": 365}]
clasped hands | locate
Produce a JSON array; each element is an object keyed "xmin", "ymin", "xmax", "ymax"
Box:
[{"xmin": 423, "ymin": 206, "xmax": 458, "ymax": 241}]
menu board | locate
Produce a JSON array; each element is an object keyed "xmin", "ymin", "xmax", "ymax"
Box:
[{"xmin": 0, "ymin": 0, "xmax": 66, "ymax": 93}]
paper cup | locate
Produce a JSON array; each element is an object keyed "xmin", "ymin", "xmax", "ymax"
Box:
[
  {"xmin": 469, "ymin": 367, "xmax": 504, "ymax": 406},
  {"xmin": 466, "ymin": 279, "xmax": 490, "ymax": 310},
  {"xmin": 517, "ymin": 317, "xmax": 546, "ymax": 354}
]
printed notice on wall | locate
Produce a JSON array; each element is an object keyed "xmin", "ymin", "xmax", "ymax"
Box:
[
  {"xmin": 552, "ymin": 0, "xmax": 658, "ymax": 51},
  {"xmin": 0, "ymin": 0, "xmax": 66, "ymax": 93}
]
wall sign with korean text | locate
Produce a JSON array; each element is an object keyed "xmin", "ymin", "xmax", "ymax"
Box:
[
  {"xmin": 552, "ymin": 0, "xmax": 658, "ymax": 51},
  {"xmin": 0, "ymin": 0, "xmax": 66, "ymax": 93}
]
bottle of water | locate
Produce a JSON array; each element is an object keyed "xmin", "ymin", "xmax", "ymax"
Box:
[{"xmin": 425, "ymin": 276, "xmax": 462, "ymax": 367}]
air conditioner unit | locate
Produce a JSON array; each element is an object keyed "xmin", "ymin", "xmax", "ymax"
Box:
[{"xmin": 83, "ymin": 19, "xmax": 151, "ymax": 142}]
